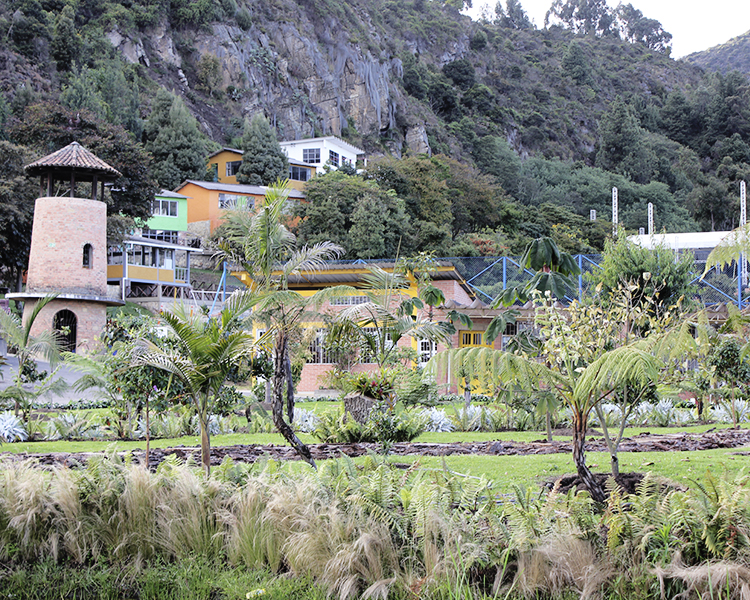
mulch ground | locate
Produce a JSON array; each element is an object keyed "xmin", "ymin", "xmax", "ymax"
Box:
[{"xmin": 5, "ymin": 427, "xmax": 750, "ymax": 470}]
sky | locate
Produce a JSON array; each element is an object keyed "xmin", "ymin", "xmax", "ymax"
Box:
[{"xmin": 467, "ymin": 0, "xmax": 750, "ymax": 58}]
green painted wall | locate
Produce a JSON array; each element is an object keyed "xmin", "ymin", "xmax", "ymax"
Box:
[{"xmin": 147, "ymin": 195, "xmax": 188, "ymax": 232}]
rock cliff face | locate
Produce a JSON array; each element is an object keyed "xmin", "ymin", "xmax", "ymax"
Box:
[{"xmin": 108, "ymin": 10, "xmax": 423, "ymax": 152}]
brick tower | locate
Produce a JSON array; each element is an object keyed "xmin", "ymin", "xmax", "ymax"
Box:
[{"xmin": 8, "ymin": 142, "xmax": 124, "ymax": 353}]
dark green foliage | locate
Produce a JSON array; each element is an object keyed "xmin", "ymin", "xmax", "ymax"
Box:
[
  {"xmin": 8, "ymin": 101, "xmax": 157, "ymax": 222},
  {"xmin": 589, "ymin": 234, "xmax": 697, "ymax": 310},
  {"xmin": 442, "ymin": 58, "xmax": 475, "ymax": 90},
  {"xmin": 561, "ymin": 40, "xmax": 592, "ymax": 84},
  {"xmin": 50, "ymin": 5, "xmax": 79, "ymax": 71},
  {"xmin": 596, "ymin": 96, "xmax": 655, "ymax": 184},
  {"xmin": 295, "ymin": 170, "xmax": 413, "ymax": 259},
  {"xmin": 0, "ymin": 141, "xmax": 36, "ymax": 291},
  {"xmin": 401, "ymin": 52, "xmax": 428, "ymax": 100},
  {"xmin": 236, "ymin": 114, "xmax": 288, "ymax": 186},
  {"xmin": 9, "ymin": 0, "xmax": 50, "ymax": 57},
  {"xmin": 469, "ymin": 29, "xmax": 487, "ymax": 51},
  {"xmin": 143, "ymin": 89, "xmax": 209, "ymax": 190},
  {"xmin": 472, "ymin": 135, "xmax": 521, "ymax": 194}
]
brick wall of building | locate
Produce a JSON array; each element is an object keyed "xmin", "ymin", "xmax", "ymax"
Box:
[
  {"xmin": 26, "ymin": 298, "xmax": 106, "ymax": 354},
  {"xmin": 26, "ymin": 197, "xmax": 107, "ymax": 296}
]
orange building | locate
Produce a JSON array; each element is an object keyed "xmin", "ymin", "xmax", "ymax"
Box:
[{"xmin": 176, "ymin": 180, "xmax": 305, "ymax": 237}]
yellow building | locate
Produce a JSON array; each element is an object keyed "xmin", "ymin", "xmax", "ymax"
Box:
[
  {"xmin": 232, "ymin": 260, "xmax": 518, "ymax": 393},
  {"xmin": 206, "ymin": 148, "xmax": 315, "ymax": 191}
]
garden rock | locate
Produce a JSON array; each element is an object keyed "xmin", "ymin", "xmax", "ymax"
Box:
[{"xmin": 343, "ymin": 393, "xmax": 374, "ymax": 424}]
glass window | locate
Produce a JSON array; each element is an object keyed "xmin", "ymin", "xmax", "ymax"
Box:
[
  {"xmin": 418, "ymin": 339, "xmax": 437, "ymax": 366},
  {"xmin": 151, "ymin": 199, "xmax": 178, "ymax": 217},
  {"xmin": 460, "ymin": 331, "xmax": 491, "ymax": 348},
  {"xmin": 289, "ymin": 165, "xmax": 310, "ymax": 181},
  {"xmin": 303, "ymin": 148, "xmax": 321, "ymax": 163},
  {"xmin": 330, "ymin": 295, "xmax": 369, "ymax": 306},
  {"xmin": 328, "ymin": 150, "xmax": 339, "ymax": 167},
  {"xmin": 82, "ymin": 243, "xmax": 93, "ymax": 268},
  {"xmin": 219, "ymin": 194, "xmax": 255, "ymax": 209},
  {"xmin": 142, "ymin": 228, "xmax": 179, "ymax": 244},
  {"xmin": 226, "ymin": 161, "xmax": 242, "ymax": 177}
]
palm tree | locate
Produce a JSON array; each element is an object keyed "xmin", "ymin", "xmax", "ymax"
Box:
[
  {"xmin": 216, "ymin": 180, "xmax": 348, "ymax": 467},
  {"xmin": 0, "ymin": 294, "xmax": 63, "ymax": 421},
  {"xmin": 330, "ymin": 266, "xmax": 454, "ymax": 371},
  {"xmin": 134, "ymin": 291, "xmax": 258, "ymax": 475}
]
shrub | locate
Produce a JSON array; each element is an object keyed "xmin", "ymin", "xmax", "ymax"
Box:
[{"xmin": 311, "ymin": 408, "xmax": 424, "ymax": 444}]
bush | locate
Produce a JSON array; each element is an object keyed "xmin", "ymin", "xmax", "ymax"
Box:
[
  {"xmin": 311, "ymin": 408, "xmax": 425, "ymax": 444},
  {"xmin": 235, "ymin": 7, "xmax": 252, "ymax": 30}
]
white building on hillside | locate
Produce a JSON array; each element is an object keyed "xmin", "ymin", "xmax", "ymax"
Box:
[
  {"xmin": 279, "ymin": 136, "xmax": 365, "ymax": 174},
  {"xmin": 628, "ymin": 231, "xmax": 734, "ymax": 263}
]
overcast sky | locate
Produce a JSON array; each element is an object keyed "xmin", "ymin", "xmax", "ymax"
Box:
[{"xmin": 467, "ymin": 0, "xmax": 750, "ymax": 58}]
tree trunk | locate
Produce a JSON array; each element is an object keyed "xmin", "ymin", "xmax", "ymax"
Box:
[
  {"xmin": 199, "ymin": 412, "xmax": 211, "ymax": 476},
  {"xmin": 284, "ymin": 354, "xmax": 294, "ymax": 424},
  {"xmin": 273, "ymin": 332, "xmax": 316, "ymax": 468},
  {"xmin": 464, "ymin": 385, "xmax": 471, "ymax": 408},
  {"xmin": 546, "ymin": 411, "xmax": 553, "ymax": 442},
  {"xmin": 572, "ymin": 411, "xmax": 606, "ymax": 503},
  {"xmin": 145, "ymin": 393, "xmax": 150, "ymax": 470}
]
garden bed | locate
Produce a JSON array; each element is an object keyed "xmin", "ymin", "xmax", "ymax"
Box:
[{"xmin": 6, "ymin": 426, "xmax": 750, "ymax": 469}]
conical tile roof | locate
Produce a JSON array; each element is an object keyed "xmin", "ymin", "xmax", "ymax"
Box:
[{"xmin": 25, "ymin": 141, "xmax": 122, "ymax": 179}]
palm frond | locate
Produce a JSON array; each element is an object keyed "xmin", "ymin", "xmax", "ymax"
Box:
[{"xmin": 702, "ymin": 225, "xmax": 750, "ymax": 275}]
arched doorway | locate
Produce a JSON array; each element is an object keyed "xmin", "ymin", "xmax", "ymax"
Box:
[{"xmin": 53, "ymin": 309, "xmax": 77, "ymax": 353}]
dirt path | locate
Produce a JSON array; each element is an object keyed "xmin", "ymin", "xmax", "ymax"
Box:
[{"xmin": 5, "ymin": 427, "xmax": 750, "ymax": 469}]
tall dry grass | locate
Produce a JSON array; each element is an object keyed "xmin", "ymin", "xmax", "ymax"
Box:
[{"xmin": 2, "ymin": 456, "xmax": 750, "ymax": 599}]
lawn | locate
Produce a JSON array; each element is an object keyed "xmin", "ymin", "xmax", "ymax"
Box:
[{"xmin": 3, "ymin": 420, "xmax": 747, "ymax": 494}]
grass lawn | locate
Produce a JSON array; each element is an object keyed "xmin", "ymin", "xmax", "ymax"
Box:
[
  {"xmin": 386, "ymin": 447, "xmax": 750, "ymax": 493},
  {"xmin": 3, "ymin": 421, "xmax": 747, "ymax": 494}
]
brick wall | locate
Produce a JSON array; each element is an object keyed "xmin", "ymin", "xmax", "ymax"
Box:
[
  {"xmin": 26, "ymin": 197, "xmax": 107, "ymax": 296},
  {"xmin": 25, "ymin": 298, "xmax": 107, "ymax": 354}
]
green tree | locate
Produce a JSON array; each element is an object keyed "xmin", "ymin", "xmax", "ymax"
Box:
[
  {"xmin": 51, "ymin": 5, "xmax": 80, "ymax": 71},
  {"xmin": 561, "ymin": 40, "xmax": 592, "ymax": 85},
  {"xmin": 144, "ymin": 89, "xmax": 209, "ymax": 190},
  {"xmin": 590, "ymin": 234, "xmax": 697, "ymax": 314},
  {"xmin": 472, "ymin": 135, "xmax": 522, "ymax": 197},
  {"xmin": 9, "ymin": 102, "xmax": 157, "ymax": 222},
  {"xmin": 217, "ymin": 181, "xmax": 345, "ymax": 466},
  {"xmin": 596, "ymin": 97, "xmax": 655, "ymax": 184},
  {"xmin": 134, "ymin": 293, "xmax": 257, "ymax": 474},
  {"xmin": 236, "ymin": 114, "xmax": 288, "ymax": 186},
  {"xmin": 0, "ymin": 141, "xmax": 38, "ymax": 291},
  {"xmin": 615, "ymin": 3, "xmax": 672, "ymax": 53},
  {"xmin": 295, "ymin": 170, "xmax": 414, "ymax": 258}
]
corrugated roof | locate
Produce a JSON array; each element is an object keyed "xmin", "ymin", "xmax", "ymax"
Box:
[
  {"xmin": 179, "ymin": 180, "xmax": 306, "ymax": 199},
  {"xmin": 157, "ymin": 189, "xmax": 188, "ymax": 199},
  {"xmin": 25, "ymin": 142, "xmax": 122, "ymax": 178}
]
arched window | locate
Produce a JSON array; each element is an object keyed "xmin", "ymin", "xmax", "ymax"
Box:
[
  {"xmin": 82, "ymin": 243, "xmax": 93, "ymax": 268},
  {"xmin": 53, "ymin": 309, "xmax": 77, "ymax": 353}
]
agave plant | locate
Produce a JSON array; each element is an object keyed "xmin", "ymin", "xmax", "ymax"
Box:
[
  {"xmin": 0, "ymin": 411, "xmax": 28, "ymax": 442},
  {"xmin": 420, "ymin": 407, "xmax": 454, "ymax": 432}
]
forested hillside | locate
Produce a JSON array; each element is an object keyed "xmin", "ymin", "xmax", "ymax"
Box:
[
  {"xmin": 687, "ymin": 30, "xmax": 750, "ymax": 76},
  {"xmin": 1, "ymin": 0, "xmax": 750, "ymax": 285}
]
